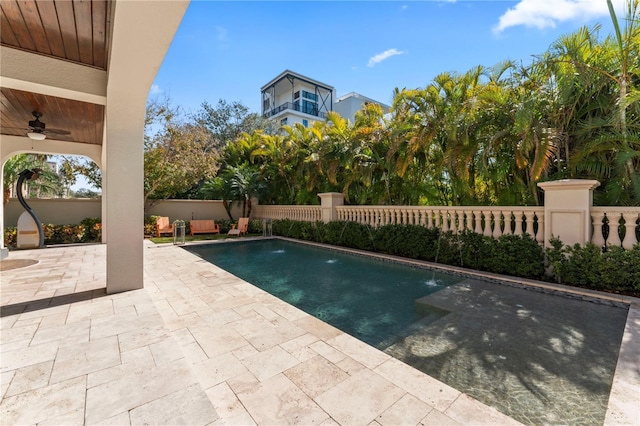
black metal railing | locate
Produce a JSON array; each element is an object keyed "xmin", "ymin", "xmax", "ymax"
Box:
[{"xmin": 263, "ymin": 102, "xmax": 327, "ymax": 119}]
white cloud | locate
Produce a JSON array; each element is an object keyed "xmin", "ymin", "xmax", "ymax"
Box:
[
  {"xmin": 493, "ymin": 0, "xmax": 626, "ymax": 33},
  {"xmin": 367, "ymin": 48, "xmax": 406, "ymax": 68},
  {"xmin": 150, "ymin": 84, "xmax": 162, "ymax": 95},
  {"xmin": 215, "ymin": 25, "xmax": 228, "ymax": 42}
]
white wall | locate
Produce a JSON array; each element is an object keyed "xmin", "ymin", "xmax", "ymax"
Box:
[{"xmin": 4, "ymin": 198, "xmax": 247, "ymax": 227}]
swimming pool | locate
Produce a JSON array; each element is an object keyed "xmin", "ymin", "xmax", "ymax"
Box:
[
  {"xmin": 187, "ymin": 239, "xmax": 460, "ymax": 348},
  {"xmin": 185, "ymin": 239, "xmax": 628, "ymax": 425}
]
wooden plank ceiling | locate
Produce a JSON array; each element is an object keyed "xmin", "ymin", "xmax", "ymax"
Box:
[{"xmin": 0, "ymin": 0, "xmax": 111, "ymax": 145}]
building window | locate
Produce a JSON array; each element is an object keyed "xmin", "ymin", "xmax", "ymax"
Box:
[
  {"xmin": 302, "ymin": 90, "xmax": 318, "ymax": 102},
  {"xmin": 302, "ymin": 119, "xmax": 309, "ymax": 127},
  {"xmin": 280, "ymin": 118, "xmax": 288, "ymax": 125},
  {"xmin": 301, "ymin": 100, "xmax": 317, "ymax": 115},
  {"xmin": 294, "ymin": 91, "xmax": 300, "ymax": 99}
]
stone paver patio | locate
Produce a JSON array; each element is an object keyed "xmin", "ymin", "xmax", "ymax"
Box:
[{"xmin": 1, "ymin": 240, "xmax": 638, "ymax": 425}]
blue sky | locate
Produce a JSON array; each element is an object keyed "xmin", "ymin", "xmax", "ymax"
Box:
[{"xmin": 151, "ymin": 0, "xmax": 622, "ymax": 114}]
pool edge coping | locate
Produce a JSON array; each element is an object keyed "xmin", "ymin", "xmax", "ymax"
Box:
[{"xmin": 179, "ymin": 235, "xmax": 639, "ymax": 424}]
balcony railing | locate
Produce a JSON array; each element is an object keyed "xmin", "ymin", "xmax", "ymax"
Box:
[{"xmin": 263, "ymin": 102, "xmax": 328, "ymax": 120}]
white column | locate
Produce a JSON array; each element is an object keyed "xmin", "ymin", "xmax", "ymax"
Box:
[
  {"xmin": 318, "ymin": 192, "xmax": 344, "ymax": 223},
  {"xmin": 104, "ymin": 0, "xmax": 188, "ymax": 294},
  {"xmin": 537, "ymin": 179, "xmax": 600, "ymax": 247}
]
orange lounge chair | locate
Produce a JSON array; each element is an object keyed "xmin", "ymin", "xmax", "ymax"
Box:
[
  {"xmin": 156, "ymin": 216, "xmax": 173, "ymax": 237},
  {"xmin": 190, "ymin": 219, "xmax": 220, "ymax": 236},
  {"xmin": 228, "ymin": 217, "xmax": 249, "ymax": 236}
]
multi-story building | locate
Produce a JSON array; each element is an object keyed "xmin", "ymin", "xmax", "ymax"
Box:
[
  {"xmin": 261, "ymin": 70, "xmax": 389, "ymax": 127},
  {"xmin": 333, "ymin": 92, "xmax": 390, "ymax": 123},
  {"xmin": 261, "ymin": 70, "xmax": 335, "ymax": 128}
]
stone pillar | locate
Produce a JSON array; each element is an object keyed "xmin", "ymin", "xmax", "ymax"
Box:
[
  {"xmin": 537, "ymin": 179, "xmax": 600, "ymax": 247},
  {"xmin": 318, "ymin": 192, "xmax": 344, "ymax": 223}
]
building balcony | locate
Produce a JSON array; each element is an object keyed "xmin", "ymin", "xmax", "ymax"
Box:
[{"xmin": 263, "ymin": 102, "xmax": 328, "ymax": 120}]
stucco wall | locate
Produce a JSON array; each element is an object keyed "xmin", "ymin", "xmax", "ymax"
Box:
[{"xmin": 3, "ymin": 198, "xmax": 246, "ymax": 227}]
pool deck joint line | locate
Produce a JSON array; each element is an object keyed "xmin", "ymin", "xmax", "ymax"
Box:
[{"xmin": 1, "ymin": 239, "xmax": 638, "ymax": 425}]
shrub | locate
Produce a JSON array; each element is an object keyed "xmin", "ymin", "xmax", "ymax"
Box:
[
  {"xmin": 546, "ymin": 241, "xmax": 640, "ymax": 294},
  {"xmin": 272, "ymin": 219, "xmax": 316, "ymax": 240},
  {"xmin": 374, "ymin": 224, "xmax": 440, "ymax": 261},
  {"xmin": 4, "ymin": 227, "xmax": 17, "ymax": 247},
  {"xmin": 80, "ymin": 217, "xmax": 101, "ymax": 242},
  {"xmin": 271, "ymin": 219, "xmax": 638, "ymax": 296},
  {"xmin": 144, "ymin": 216, "xmax": 160, "ymax": 236}
]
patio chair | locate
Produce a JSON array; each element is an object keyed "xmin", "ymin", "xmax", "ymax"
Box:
[
  {"xmin": 228, "ymin": 217, "xmax": 249, "ymax": 236},
  {"xmin": 156, "ymin": 216, "xmax": 173, "ymax": 237},
  {"xmin": 190, "ymin": 219, "xmax": 220, "ymax": 236}
]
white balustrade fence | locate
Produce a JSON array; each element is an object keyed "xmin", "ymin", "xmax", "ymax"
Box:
[
  {"xmin": 336, "ymin": 206, "xmax": 545, "ymax": 244},
  {"xmin": 591, "ymin": 207, "xmax": 640, "ymax": 250},
  {"xmin": 253, "ymin": 201, "xmax": 640, "ymax": 248},
  {"xmin": 252, "ymin": 205, "xmax": 322, "ymax": 222}
]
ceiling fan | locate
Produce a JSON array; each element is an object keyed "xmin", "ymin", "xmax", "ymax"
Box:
[{"xmin": 25, "ymin": 111, "xmax": 71, "ymax": 140}]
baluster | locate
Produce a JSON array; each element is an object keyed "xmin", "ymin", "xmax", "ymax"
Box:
[
  {"xmin": 608, "ymin": 213, "xmax": 622, "ymax": 246},
  {"xmin": 482, "ymin": 211, "xmax": 492, "ymax": 237},
  {"xmin": 514, "ymin": 211, "xmax": 524, "ymax": 236},
  {"xmin": 622, "ymin": 211, "xmax": 639, "ymax": 249},
  {"xmin": 474, "ymin": 210, "xmax": 482, "ymax": 234},
  {"xmin": 504, "ymin": 211, "xmax": 513, "ymax": 235},
  {"xmin": 451, "ymin": 211, "xmax": 458, "ymax": 233},
  {"xmin": 495, "ymin": 211, "xmax": 504, "ymax": 237},
  {"xmin": 524, "ymin": 211, "xmax": 534, "ymax": 237},
  {"xmin": 591, "ymin": 211, "xmax": 605, "ymax": 248},
  {"xmin": 535, "ymin": 212, "xmax": 544, "ymax": 245},
  {"xmin": 441, "ymin": 210, "xmax": 449, "ymax": 232},
  {"xmin": 426, "ymin": 210, "xmax": 433, "ymax": 229}
]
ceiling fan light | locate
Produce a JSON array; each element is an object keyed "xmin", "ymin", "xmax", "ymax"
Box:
[{"xmin": 27, "ymin": 132, "xmax": 46, "ymax": 141}]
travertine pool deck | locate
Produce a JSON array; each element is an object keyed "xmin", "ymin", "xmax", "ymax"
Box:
[{"xmin": 1, "ymin": 240, "xmax": 638, "ymax": 425}]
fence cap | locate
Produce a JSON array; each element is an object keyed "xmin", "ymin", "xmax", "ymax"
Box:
[{"xmin": 537, "ymin": 179, "xmax": 600, "ymax": 191}]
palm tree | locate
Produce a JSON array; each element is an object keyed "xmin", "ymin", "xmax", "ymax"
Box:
[{"xmin": 3, "ymin": 154, "xmax": 61, "ymax": 205}]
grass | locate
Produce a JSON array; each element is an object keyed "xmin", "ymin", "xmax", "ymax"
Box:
[{"xmin": 148, "ymin": 233, "xmax": 259, "ymax": 244}]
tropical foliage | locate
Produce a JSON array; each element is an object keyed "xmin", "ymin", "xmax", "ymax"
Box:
[
  {"xmin": 143, "ymin": 97, "xmax": 272, "ymax": 210},
  {"xmin": 214, "ymin": 1, "xmax": 639, "ymax": 207},
  {"xmin": 3, "ymin": 154, "xmax": 66, "ymax": 204}
]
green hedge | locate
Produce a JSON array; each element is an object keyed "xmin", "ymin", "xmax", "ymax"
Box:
[
  {"xmin": 546, "ymin": 238, "xmax": 640, "ymax": 294},
  {"xmin": 272, "ymin": 219, "xmax": 638, "ymax": 296},
  {"xmin": 4, "ymin": 217, "xmax": 102, "ymax": 247}
]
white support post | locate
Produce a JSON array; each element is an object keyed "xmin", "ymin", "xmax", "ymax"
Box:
[
  {"xmin": 318, "ymin": 193, "xmax": 344, "ymax": 223},
  {"xmin": 537, "ymin": 179, "xmax": 600, "ymax": 247}
]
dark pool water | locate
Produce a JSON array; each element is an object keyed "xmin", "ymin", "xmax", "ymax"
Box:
[{"xmin": 186, "ymin": 239, "xmax": 458, "ymax": 348}]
